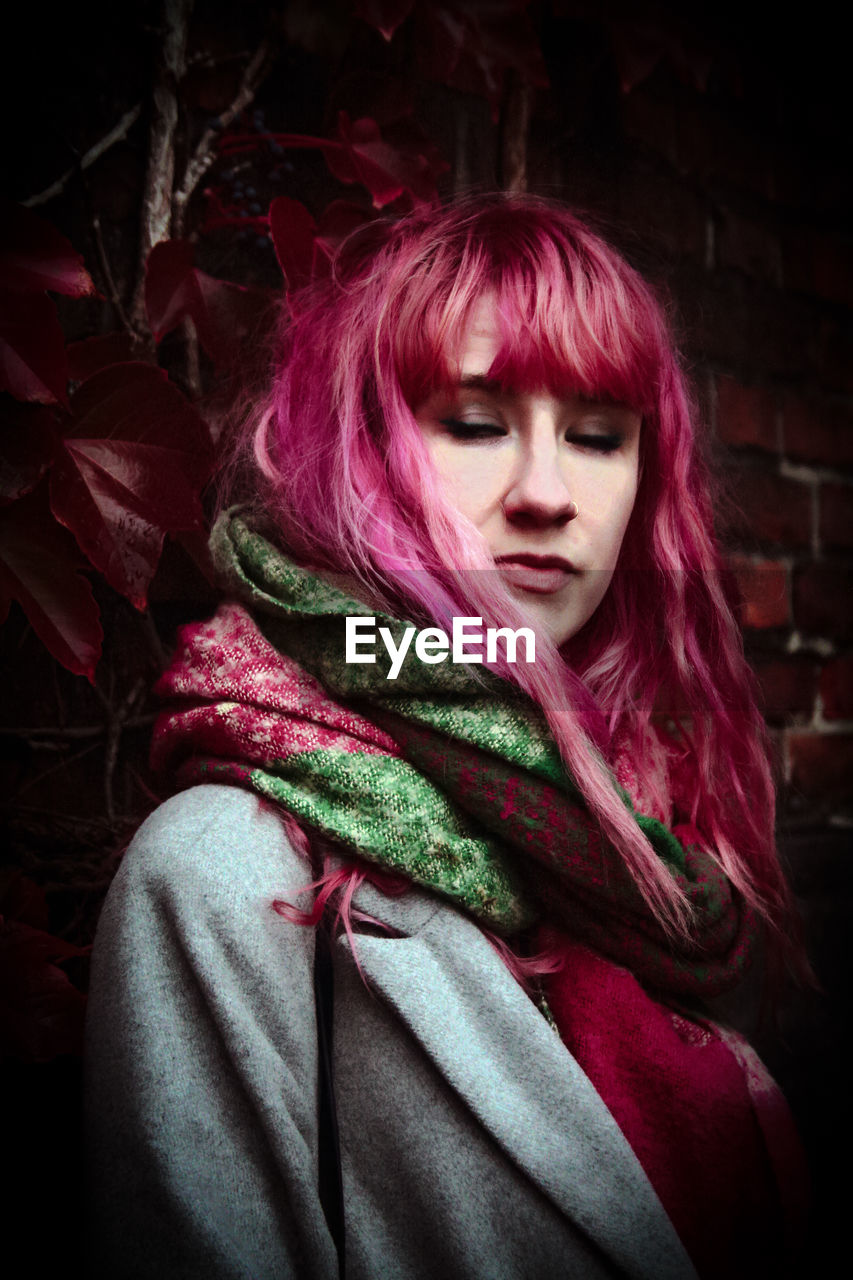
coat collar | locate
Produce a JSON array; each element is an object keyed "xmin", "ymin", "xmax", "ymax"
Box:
[{"xmin": 343, "ymin": 879, "xmax": 698, "ymax": 1280}]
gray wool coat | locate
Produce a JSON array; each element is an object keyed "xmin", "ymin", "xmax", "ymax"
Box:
[{"xmin": 84, "ymin": 784, "xmax": 698, "ymax": 1280}]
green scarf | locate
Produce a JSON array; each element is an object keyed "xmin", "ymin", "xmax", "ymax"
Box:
[{"xmin": 152, "ymin": 511, "xmax": 754, "ymax": 997}]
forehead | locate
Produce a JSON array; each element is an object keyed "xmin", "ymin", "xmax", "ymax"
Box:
[
  {"xmin": 448, "ymin": 295, "xmax": 631, "ymax": 415},
  {"xmin": 395, "ymin": 268, "xmax": 660, "ymax": 415},
  {"xmin": 457, "ymin": 295, "xmax": 501, "ymax": 373}
]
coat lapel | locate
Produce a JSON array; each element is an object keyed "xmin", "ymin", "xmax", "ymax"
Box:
[{"xmin": 343, "ymin": 880, "xmax": 698, "ymax": 1280}]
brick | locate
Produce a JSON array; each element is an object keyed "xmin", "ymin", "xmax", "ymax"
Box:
[
  {"xmin": 820, "ymin": 656, "xmax": 853, "ymax": 721},
  {"xmin": 810, "ymin": 229, "xmax": 853, "ymax": 310},
  {"xmin": 716, "ymin": 376, "xmax": 778, "ymax": 452},
  {"xmin": 793, "ymin": 563, "xmax": 853, "ymax": 640},
  {"xmin": 780, "ymin": 224, "xmax": 853, "ymax": 306},
  {"xmin": 615, "ymin": 165, "xmax": 707, "ymax": 262},
  {"xmin": 751, "ymin": 658, "xmax": 817, "ymax": 724},
  {"xmin": 816, "ymin": 319, "xmax": 853, "ymax": 396},
  {"xmin": 780, "ymin": 225, "xmax": 816, "ymax": 296},
  {"xmin": 728, "ymin": 555, "xmax": 789, "ymax": 629},
  {"xmin": 784, "ymin": 394, "xmax": 853, "ymax": 469},
  {"xmin": 717, "ymin": 208, "xmax": 781, "ymax": 284},
  {"xmin": 819, "ymin": 482, "xmax": 853, "ymax": 552},
  {"xmin": 787, "ymin": 731, "xmax": 853, "ymax": 805},
  {"xmin": 724, "ymin": 467, "xmax": 812, "ymax": 550},
  {"xmin": 673, "ymin": 265, "xmax": 816, "ymax": 381}
]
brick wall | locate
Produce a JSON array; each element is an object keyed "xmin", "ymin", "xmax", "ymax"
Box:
[
  {"xmin": 490, "ymin": 7, "xmax": 853, "ymax": 827},
  {"xmin": 486, "ymin": 15, "xmax": 851, "ymax": 1257}
]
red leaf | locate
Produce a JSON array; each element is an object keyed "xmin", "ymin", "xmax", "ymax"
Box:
[
  {"xmin": 256, "ymin": 114, "xmax": 445, "ymax": 210},
  {"xmin": 269, "ymin": 197, "xmax": 318, "ymax": 292},
  {"xmin": 0, "ymin": 399, "xmax": 60, "ymax": 504},
  {"xmin": 417, "ymin": 1, "xmax": 549, "ymax": 116},
  {"xmin": 608, "ymin": 20, "xmax": 712, "ymax": 94},
  {"xmin": 315, "ymin": 199, "xmax": 376, "ymax": 273},
  {"xmin": 269, "ymin": 198, "xmax": 376, "ymax": 291},
  {"xmin": 327, "ymin": 112, "xmax": 446, "ymax": 208},
  {"xmin": 0, "ymin": 911, "xmax": 89, "ymax": 1062},
  {"xmin": 66, "ymin": 332, "xmax": 150, "ymax": 382},
  {"xmin": 49, "ymin": 363, "xmax": 213, "ymax": 608},
  {"xmin": 144, "ymin": 239, "xmax": 196, "ymax": 339},
  {"xmin": 144, "ymin": 240, "xmax": 270, "ymax": 367},
  {"xmin": 354, "ymin": 0, "xmax": 415, "ymax": 41},
  {"xmin": 191, "ymin": 270, "xmax": 271, "ymax": 367},
  {"xmin": 0, "ymin": 485, "xmax": 102, "ymax": 679},
  {"xmin": 0, "ymin": 288, "xmax": 69, "ymax": 406},
  {"xmin": 0, "ymin": 199, "xmax": 95, "ymax": 298},
  {"xmin": 0, "ymin": 872, "xmax": 50, "ymax": 932},
  {"xmin": 318, "ymin": 199, "xmax": 375, "ymax": 241}
]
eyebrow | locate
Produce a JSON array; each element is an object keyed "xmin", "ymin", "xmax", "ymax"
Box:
[
  {"xmin": 458, "ymin": 374, "xmax": 506, "ymax": 393},
  {"xmin": 455, "ymin": 375, "xmax": 627, "ymax": 411}
]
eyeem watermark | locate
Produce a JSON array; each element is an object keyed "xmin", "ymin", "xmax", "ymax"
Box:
[{"xmin": 345, "ymin": 616, "xmax": 535, "ymax": 680}]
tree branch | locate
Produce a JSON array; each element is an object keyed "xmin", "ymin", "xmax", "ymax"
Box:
[
  {"xmin": 92, "ymin": 214, "xmax": 137, "ymax": 338},
  {"xmin": 131, "ymin": 0, "xmax": 195, "ymax": 329},
  {"xmin": 172, "ymin": 36, "xmax": 275, "ymax": 237},
  {"xmin": 23, "ymin": 104, "xmax": 143, "ymax": 209},
  {"xmin": 104, "ymin": 678, "xmax": 146, "ymax": 821},
  {"xmin": 500, "ymin": 71, "xmax": 532, "ymax": 193},
  {"xmin": 0, "ymin": 716, "xmax": 156, "ymax": 745}
]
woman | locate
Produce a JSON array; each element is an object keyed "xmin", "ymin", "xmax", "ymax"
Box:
[{"xmin": 85, "ymin": 195, "xmax": 807, "ymax": 1279}]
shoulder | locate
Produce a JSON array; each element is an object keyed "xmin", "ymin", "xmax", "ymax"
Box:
[
  {"xmin": 108, "ymin": 784, "xmax": 311, "ymax": 919},
  {"xmin": 90, "ymin": 785, "xmax": 319, "ymax": 1055}
]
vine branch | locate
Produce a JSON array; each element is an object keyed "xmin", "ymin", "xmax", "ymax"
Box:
[
  {"xmin": 172, "ymin": 36, "xmax": 275, "ymax": 237},
  {"xmin": 92, "ymin": 213, "xmax": 136, "ymax": 338},
  {"xmin": 23, "ymin": 104, "xmax": 143, "ymax": 209},
  {"xmin": 131, "ymin": 0, "xmax": 195, "ymax": 329}
]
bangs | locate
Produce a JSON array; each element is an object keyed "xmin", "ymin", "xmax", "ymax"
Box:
[{"xmin": 380, "ymin": 206, "xmax": 667, "ymax": 415}]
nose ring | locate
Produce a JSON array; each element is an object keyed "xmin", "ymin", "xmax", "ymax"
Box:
[{"xmin": 567, "ymin": 500, "xmax": 579, "ymax": 520}]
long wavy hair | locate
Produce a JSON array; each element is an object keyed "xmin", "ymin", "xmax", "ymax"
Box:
[{"xmin": 226, "ymin": 193, "xmax": 796, "ymax": 953}]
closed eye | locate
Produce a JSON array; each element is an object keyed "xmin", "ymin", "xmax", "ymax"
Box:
[
  {"xmin": 439, "ymin": 418, "xmax": 507, "ymax": 440},
  {"xmin": 567, "ymin": 432, "xmax": 624, "ymax": 454}
]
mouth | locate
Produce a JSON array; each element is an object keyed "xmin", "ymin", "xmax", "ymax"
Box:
[{"xmin": 494, "ymin": 553, "xmax": 577, "ymax": 595}]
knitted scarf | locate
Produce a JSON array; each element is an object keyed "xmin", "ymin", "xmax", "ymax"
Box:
[
  {"xmin": 153, "ymin": 511, "xmax": 808, "ymax": 1276},
  {"xmin": 153, "ymin": 510, "xmax": 754, "ymax": 1000}
]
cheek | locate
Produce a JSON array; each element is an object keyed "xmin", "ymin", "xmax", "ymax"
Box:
[
  {"xmin": 584, "ymin": 473, "xmax": 639, "ymax": 563},
  {"xmin": 427, "ymin": 444, "xmax": 506, "ymax": 526}
]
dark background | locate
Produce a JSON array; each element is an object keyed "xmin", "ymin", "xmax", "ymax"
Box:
[{"xmin": 2, "ymin": 1, "xmax": 850, "ymax": 1272}]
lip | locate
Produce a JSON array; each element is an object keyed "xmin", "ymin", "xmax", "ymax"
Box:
[{"xmin": 494, "ymin": 553, "xmax": 577, "ymax": 595}]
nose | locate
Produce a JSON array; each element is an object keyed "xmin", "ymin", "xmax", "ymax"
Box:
[{"xmin": 501, "ymin": 430, "xmax": 578, "ymax": 527}]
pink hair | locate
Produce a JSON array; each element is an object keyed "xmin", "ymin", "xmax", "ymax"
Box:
[{"xmin": 226, "ymin": 193, "xmax": 798, "ymax": 960}]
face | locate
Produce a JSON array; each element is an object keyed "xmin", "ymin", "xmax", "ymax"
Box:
[{"xmin": 414, "ymin": 297, "xmax": 642, "ymax": 647}]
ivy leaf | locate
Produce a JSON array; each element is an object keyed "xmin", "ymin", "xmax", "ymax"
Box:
[
  {"xmin": 315, "ymin": 199, "xmax": 376, "ymax": 268},
  {"xmin": 326, "ymin": 112, "xmax": 446, "ymax": 207},
  {"xmin": 418, "ymin": 1, "xmax": 549, "ymax": 116},
  {"xmin": 269, "ymin": 197, "xmax": 373, "ymax": 290},
  {"xmin": 66, "ymin": 332, "xmax": 151, "ymax": 382},
  {"xmin": 0, "ymin": 398, "xmax": 60, "ymax": 505},
  {"xmin": 0, "ymin": 872, "xmax": 50, "ymax": 932},
  {"xmin": 0, "ymin": 888, "xmax": 89, "ymax": 1060},
  {"xmin": 0, "ymin": 198, "xmax": 95, "ymax": 297},
  {"xmin": 354, "ymin": 0, "xmax": 416, "ymax": 41},
  {"xmin": 269, "ymin": 197, "xmax": 318, "ymax": 292},
  {"xmin": 0, "ymin": 485, "xmax": 102, "ymax": 679},
  {"xmin": 49, "ymin": 363, "xmax": 213, "ymax": 610},
  {"xmin": 0, "ymin": 288, "xmax": 69, "ymax": 406},
  {"xmin": 145, "ymin": 239, "xmax": 270, "ymax": 368},
  {"xmin": 191, "ymin": 270, "xmax": 271, "ymax": 367},
  {"xmin": 249, "ymin": 114, "xmax": 445, "ymax": 210},
  {"xmin": 608, "ymin": 19, "xmax": 713, "ymax": 94}
]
